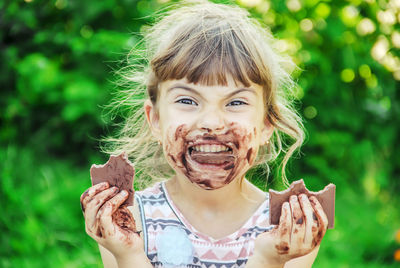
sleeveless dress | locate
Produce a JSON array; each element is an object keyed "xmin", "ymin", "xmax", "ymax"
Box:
[{"xmin": 135, "ymin": 181, "xmax": 273, "ymax": 268}]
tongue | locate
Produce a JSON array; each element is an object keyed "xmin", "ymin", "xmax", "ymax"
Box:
[{"xmin": 190, "ymin": 151, "xmax": 234, "ymax": 164}]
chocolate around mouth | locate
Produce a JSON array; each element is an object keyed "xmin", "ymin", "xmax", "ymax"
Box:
[{"xmin": 189, "ymin": 148, "xmax": 235, "ymax": 165}]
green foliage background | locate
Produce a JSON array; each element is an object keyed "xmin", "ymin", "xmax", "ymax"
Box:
[{"xmin": 1, "ymin": 0, "xmax": 399, "ymax": 267}]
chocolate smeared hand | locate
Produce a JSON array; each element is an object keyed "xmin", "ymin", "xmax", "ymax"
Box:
[
  {"xmin": 112, "ymin": 206, "xmax": 137, "ymax": 236},
  {"xmin": 269, "ymin": 179, "xmax": 336, "ymax": 229},
  {"xmin": 90, "ymin": 153, "xmax": 135, "ymax": 206},
  {"xmin": 90, "ymin": 153, "xmax": 138, "ymax": 235}
]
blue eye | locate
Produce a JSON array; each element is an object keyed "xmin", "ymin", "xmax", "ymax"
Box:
[
  {"xmin": 177, "ymin": 98, "xmax": 198, "ymax": 106},
  {"xmin": 227, "ymin": 100, "xmax": 247, "ymax": 106}
]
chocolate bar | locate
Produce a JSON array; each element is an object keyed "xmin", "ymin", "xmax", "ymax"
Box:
[
  {"xmin": 269, "ymin": 179, "xmax": 335, "ymax": 229},
  {"xmin": 90, "ymin": 153, "xmax": 135, "ymax": 206}
]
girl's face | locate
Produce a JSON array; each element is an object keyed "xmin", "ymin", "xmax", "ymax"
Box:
[{"xmin": 145, "ymin": 77, "xmax": 273, "ymax": 190}]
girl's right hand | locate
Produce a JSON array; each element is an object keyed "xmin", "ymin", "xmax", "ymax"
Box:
[
  {"xmin": 80, "ymin": 182, "xmax": 144, "ymax": 260},
  {"xmin": 250, "ymin": 194, "xmax": 328, "ymax": 267}
]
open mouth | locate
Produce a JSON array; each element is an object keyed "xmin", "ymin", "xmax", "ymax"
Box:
[{"xmin": 187, "ymin": 143, "xmax": 235, "ymax": 169}]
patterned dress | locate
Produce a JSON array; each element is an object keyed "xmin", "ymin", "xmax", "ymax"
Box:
[{"xmin": 135, "ymin": 181, "xmax": 273, "ymax": 268}]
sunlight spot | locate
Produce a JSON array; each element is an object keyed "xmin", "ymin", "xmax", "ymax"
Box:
[
  {"xmin": 315, "ymin": 3, "xmax": 331, "ymax": 19},
  {"xmin": 371, "ymin": 36, "xmax": 389, "ymax": 61},
  {"xmin": 392, "ymin": 31, "xmax": 400, "ymax": 48},
  {"xmin": 377, "ymin": 10, "xmax": 396, "ymax": 25},
  {"xmin": 394, "ymin": 70, "xmax": 400, "ymax": 80},
  {"xmin": 381, "ymin": 53, "xmax": 400, "ymax": 72},
  {"xmin": 276, "ymin": 40, "xmax": 289, "ymax": 53},
  {"xmin": 304, "ymin": 106, "xmax": 317, "ymax": 119},
  {"xmin": 356, "ymin": 18, "xmax": 376, "ymax": 36},
  {"xmin": 55, "ymin": 0, "xmax": 67, "ymax": 10},
  {"xmin": 389, "ymin": 0, "xmax": 400, "ymax": 9},
  {"xmin": 359, "ymin": 64, "xmax": 371, "ymax": 79},
  {"xmin": 286, "ymin": 0, "xmax": 301, "ymax": 12},
  {"xmin": 341, "ymin": 69, "xmax": 355, "ymax": 83},
  {"xmin": 238, "ymin": 0, "xmax": 262, "ymax": 8},
  {"xmin": 341, "ymin": 5, "xmax": 359, "ymax": 27},
  {"xmin": 80, "ymin": 25, "xmax": 93, "ymax": 39},
  {"xmin": 366, "ymin": 74, "xmax": 378, "ymax": 88},
  {"xmin": 300, "ymin": 19, "xmax": 313, "ymax": 32},
  {"xmin": 363, "ymin": 170, "xmax": 380, "ymax": 198},
  {"xmin": 256, "ymin": 1, "xmax": 270, "ymax": 13}
]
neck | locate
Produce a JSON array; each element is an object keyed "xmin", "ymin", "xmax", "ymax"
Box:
[{"xmin": 165, "ymin": 173, "xmax": 257, "ymax": 212}]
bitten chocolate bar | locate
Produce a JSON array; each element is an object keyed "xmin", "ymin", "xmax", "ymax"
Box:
[
  {"xmin": 90, "ymin": 153, "xmax": 135, "ymax": 206},
  {"xmin": 269, "ymin": 179, "xmax": 335, "ymax": 229}
]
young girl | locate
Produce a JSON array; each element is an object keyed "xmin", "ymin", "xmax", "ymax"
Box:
[{"xmin": 80, "ymin": 1, "xmax": 328, "ymax": 267}]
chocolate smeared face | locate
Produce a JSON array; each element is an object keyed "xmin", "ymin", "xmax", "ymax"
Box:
[
  {"xmin": 148, "ymin": 78, "xmax": 272, "ymax": 190},
  {"xmin": 164, "ymin": 123, "xmax": 259, "ymax": 190}
]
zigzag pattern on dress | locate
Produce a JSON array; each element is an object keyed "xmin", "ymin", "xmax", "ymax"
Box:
[{"xmin": 135, "ymin": 181, "xmax": 274, "ymax": 268}]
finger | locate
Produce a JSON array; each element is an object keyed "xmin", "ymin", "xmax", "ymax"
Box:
[
  {"xmin": 309, "ymin": 196, "xmax": 328, "ymax": 247},
  {"xmin": 289, "ymin": 195, "xmax": 305, "ymax": 250},
  {"xmin": 85, "ymin": 186, "xmax": 119, "ymax": 230},
  {"xmin": 80, "ymin": 182, "xmax": 110, "ymax": 212},
  {"xmin": 276, "ymin": 201, "xmax": 291, "ymax": 255},
  {"xmin": 298, "ymin": 194, "xmax": 316, "ymax": 248},
  {"xmin": 97, "ymin": 190, "xmax": 130, "ymax": 237}
]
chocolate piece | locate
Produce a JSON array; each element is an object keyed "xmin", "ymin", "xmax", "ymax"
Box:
[
  {"xmin": 269, "ymin": 179, "xmax": 335, "ymax": 229},
  {"xmin": 90, "ymin": 153, "xmax": 135, "ymax": 206}
]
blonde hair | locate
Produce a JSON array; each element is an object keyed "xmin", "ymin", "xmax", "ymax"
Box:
[{"xmin": 103, "ymin": 0, "xmax": 305, "ymax": 189}]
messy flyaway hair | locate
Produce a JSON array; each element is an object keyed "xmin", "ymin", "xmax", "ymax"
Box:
[{"xmin": 103, "ymin": 0, "xmax": 305, "ymax": 190}]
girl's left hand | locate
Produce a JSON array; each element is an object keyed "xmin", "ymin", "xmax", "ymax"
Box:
[{"xmin": 251, "ymin": 194, "xmax": 328, "ymax": 266}]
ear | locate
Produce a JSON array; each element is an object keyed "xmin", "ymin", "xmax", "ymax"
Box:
[
  {"xmin": 260, "ymin": 117, "xmax": 274, "ymax": 145},
  {"xmin": 144, "ymin": 99, "xmax": 162, "ymax": 141}
]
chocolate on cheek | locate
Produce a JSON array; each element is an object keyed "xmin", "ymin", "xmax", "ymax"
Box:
[{"xmin": 164, "ymin": 123, "xmax": 258, "ymax": 190}]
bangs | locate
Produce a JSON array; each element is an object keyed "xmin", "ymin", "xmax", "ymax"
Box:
[{"xmin": 151, "ymin": 21, "xmax": 265, "ymax": 88}]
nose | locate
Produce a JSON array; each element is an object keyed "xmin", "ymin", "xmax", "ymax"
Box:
[{"xmin": 197, "ymin": 108, "xmax": 226, "ymax": 133}]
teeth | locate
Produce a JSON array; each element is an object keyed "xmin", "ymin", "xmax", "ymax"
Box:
[{"xmin": 192, "ymin": 144, "xmax": 230, "ymax": 152}]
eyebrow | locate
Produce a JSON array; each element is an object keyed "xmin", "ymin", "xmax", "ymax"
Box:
[{"xmin": 167, "ymin": 83, "xmax": 257, "ymax": 98}]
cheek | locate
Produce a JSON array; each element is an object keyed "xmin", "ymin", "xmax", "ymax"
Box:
[
  {"xmin": 163, "ymin": 125, "xmax": 190, "ymax": 168},
  {"xmin": 230, "ymin": 124, "xmax": 259, "ymax": 165}
]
